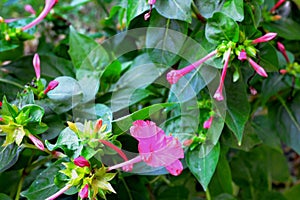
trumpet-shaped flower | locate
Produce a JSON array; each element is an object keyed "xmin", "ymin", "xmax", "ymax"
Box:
[
  {"xmin": 252, "ymin": 33, "xmax": 277, "ymax": 44},
  {"xmin": 238, "ymin": 51, "xmax": 268, "ymax": 78},
  {"xmin": 167, "ymin": 50, "xmax": 217, "ymax": 84},
  {"xmin": 203, "ymin": 116, "xmax": 213, "ymax": 129},
  {"xmin": 33, "ymin": 53, "xmax": 41, "ymax": 80},
  {"xmin": 22, "ymin": 0, "xmax": 58, "ymax": 31},
  {"xmin": 277, "ymin": 42, "xmax": 290, "ymax": 63}
]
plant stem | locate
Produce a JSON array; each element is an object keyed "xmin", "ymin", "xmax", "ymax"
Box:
[
  {"xmin": 107, "ymin": 155, "xmax": 142, "ymax": 171},
  {"xmin": 45, "ymin": 184, "xmax": 72, "ymax": 200},
  {"xmin": 206, "ymin": 188, "xmax": 211, "ymax": 200},
  {"xmin": 15, "ymin": 170, "xmax": 26, "ymax": 200},
  {"xmin": 0, "ymin": 78, "xmax": 23, "ymax": 88},
  {"xmin": 99, "ymin": 139, "xmax": 128, "ymax": 161}
]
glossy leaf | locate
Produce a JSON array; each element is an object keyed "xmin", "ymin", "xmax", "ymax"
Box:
[
  {"xmin": 205, "ymin": 12, "xmax": 239, "ymax": 44},
  {"xmin": 187, "ymin": 142, "xmax": 220, "ymax": 190},
  {"xmin": 155, "ymin": 0, "xmax": 192, "ymax": 22},
  {"xmin": 221, "ymin": 0, "xmax": 244, "ymax": 21},
  {"xmin": 194, "ymin": 0, "xmax": 223, "ymax": 18},
  {"xmin": 0, "ymin": 140, "xmax": 23, "ymax": 173}
]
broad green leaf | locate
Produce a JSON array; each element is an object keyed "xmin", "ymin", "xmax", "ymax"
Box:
[
  {"xmin": 0, "ymin": 170, "xmax": 21, "ymax": 195},
  {"xmin": 0, "ymin": 194, "xmax": 11, "ymax": 200},
  {"xmin": 258, "ymin": 43, "xmax": 279, "ymax": 72},
  {"xmin": 19, "ymin": 104, "xmax": 44, "ymax": 123},
  {"xmin": 263, "ymin": 19, "xmax": 300, "ymax": 40},
  {"xmin": 208, "ymin": 148, "xmax": 233, "ymax": 197},
  {"xmin": 205, "ymin": 12, "xmax": 239, "ymax": 44},
  {"xmin": 45, "ymin": 127, "xmax": 82, "ymax": 158},
  {"xmin": 146, "ymin": 11, "xmax": 188, "ymax": 66},
  {"xmin": 126, "ymin": 0, "xmax": 148, "ymax": 26},
  {"xmin": 194, "ymin": 0, "xmax": 223, "ymax": 18},
  {"xmin": 224, "ymin": 70, "xmax": 250, "ymax": 144},
  {"xmin": 0, "ymin": 139, "xmax": 23, "ymax": 173},
  {"xmin": 284, "ymin": 184, "xmax": 300, "ymax": 200},
  {"xmin": 21, "ymin": 162, "xmax": 62, "ymax": 200},
  {"xmin": 157, "ymin": 186, "xmax": 189, "ymax": 200},
  {"xmin": 1, "ymin": 96, "xmax": 18, "ymax": 118},
  {"xmin": 155, "ymin": 0, "xmax": 192, "ymax": 22},
  {"xmin": 112, "ymin": 103, "xmax": 176, "ymax": 135},
  {"xmin": 47, "ymin": 76, "xmax": 83, "ymax": 114},
  {"xmin": 187, "ymin": 142, "xmax": 220, "ymax": 190},
  {"xmin": 221, "ymin": 0, "xmax": 244, "ymax": 21}
]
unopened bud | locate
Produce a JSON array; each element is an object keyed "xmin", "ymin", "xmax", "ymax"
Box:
[{"xmin": 74, "ymin": 156, "xmax": 90, "ymax": 168}]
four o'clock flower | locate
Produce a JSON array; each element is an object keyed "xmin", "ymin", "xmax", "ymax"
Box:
[
  {"xmin": 24, "ymin": 4, "xmax": 36, "ymax": 15},
  {"xmin": 44, "ymin": 80, "xmax": 59, "ymax": 94},
  {"xmin": 167, "ymin": 50, "xmax": 218, "ymax": 84},
  {"xmin": 277, "ymin": 42, "xmax": 290, "ymax": 63},
  {"xmin": 28, "ymin": 134, "xmax": 45, "ymax": 151},
  {"xmin": 203, "ymin": 116, "xmax": 213, "ymax": 129},
  {"xmin": 78, "ymin": 184, "xmax": 89, "ymax": 199},
  {"xmin": 22, "ymin": 0, "xmax": 58, "ymax": 31},
  {"xmin": 238, "ymin": 50, "xmax": 268, "ymax": 77},
  {"xmin": 213, "ymin": 48, "xmax": 231, "ymax": 101},
  {"xmin": 74, "ymin": 156, "xmax": 90, "ymax": 168},
  {"xmin": 252, "ymin": 33, "xmax": 277, "ymax": 44},
  {"xmin": 33, "ymin": 53, "xmax": 41, "ymax": 80},
  {"xmin": 270, "ymin": 0, "xmax": 286, "ymax": 13},
  {"xmin": 144, "ymin": 0, "xmax": 156, "ymax": 20}
]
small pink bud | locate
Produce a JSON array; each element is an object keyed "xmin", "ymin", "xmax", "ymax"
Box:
[
  {"xmin": 277, "ymin": 42, "xmax": 290, "ymax": 63},
  {"xmin": 238, "ymin": 50, "xmax": 247, "ymax": 61},
  {"xmin": 74, "ymin": 156, "xmax": 90, "ymax": 168},
  {"xmin": 270, "ymin": 0, "xmax": 286, "ymax": 13},
  {"xmin": 249, "ymin": 86, "xmax": 257, "ymax": 95},
  {"xmin": 78, "ymin": 184, "xmax": 89, "ymax": 199},
  {"xmin": 44, "ymin": 80, "xmax": 59, "ymax": 94},
  {"xmin": 248, "ymin": 58, "xmax": 268, "ymax": 77},
  {"xmin": 252, "ymin": 33, "xmax": 277, "ymax": 44},
  {"xmin": 183, "ymin": 139, "xmax": 193, "ymax": 147},
  {"xmin": 203, "ymin": 116, "xmax": 213, "ymax": 129},
  {"xmin": 33, "ymin": 53, "xmax": 41, "ymax": 80},
  {"xmin": 148, "ymin": 0, "xmax": 156, "ymax": 5},
  {"xmin": 24, "ymin": 4, "xmax": 36, "ymax": 15},
  {"xmin": 144, "ymin": 12, "xmax": 151, "ymax": 21},
  {"xmin": 0, "ymin": 101, "xmax": 2, "ymax": 107},
  {"xmin": 94, "ymin": 119, "xmax": 103, "ymax": 132},
  {"xmin": 28, "ymin": 134, "xmax": 45, "ymax": 151},
  {"xmin": 52, "ymin": 151, "xmax": 65, "ymax": 158},
  {"xmin": 280, "ymin": 69, "xmax": 288, "ymax": 75}
]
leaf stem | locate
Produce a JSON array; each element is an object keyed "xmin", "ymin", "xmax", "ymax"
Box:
[
  {"xmin": 99, "ymin": 139, "xmax": 128, "ymax": 161},
  {"xmin": 15, "ymin": 170, "xmax": 26, "ymax": 200},
  {"xmin": 0, "ymin": 78, "xmax": 23, "ymax": 88},
  {"xmin": 107, "ymin": 155, "xmax": 142, "ymax": 171},
  {"xmin": 45, "ymin": 184, "xmax": 72, "ymax": 200},
  {"xmin": 206, "ymin": 188, "xmax": 211, "ymax": 200}
]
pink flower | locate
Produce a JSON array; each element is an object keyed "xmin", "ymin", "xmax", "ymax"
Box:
[
  {"xmin": 248, "ymin": 58, "xmax": 268, "ymax": 77},
  {"xmin": 0, "ymin": 101, "xmax": 2, "ymax": 107},
  {"xmin": 24, "ymin": 4, "xmax": 36, "ymax": 15},
  {"xmin": 33, "ymin": 53, "xmax": 41, "ymax": 80},
  {"xmin": 22, "ymin": 0, "xmax": 58, "ymax": 31},
  {"xmin": 277, "ymin": 42, "xmax": 290, "ymax": 63},
  {"xmin": 270, "ymin": 0, "xmax": 286, "ymax": 13},
  {"xmin": 44, "ymin": 80, "xmax": 59, "ymax": 94},
  {"xmin": 148, "ymin": 0, "xmax": 156, "ymax": 5},
  {"xmin": 130, "ymin": 120, "xmax": 184, "ymax": 176},
  {"xmin": 203, "ymin": 116, "xmax": 213, "ymax": 129},
  {"xmin": 166, "ymin": 50, "xmax": 218, "ymax": 84},
  {"xmin": 144, "ymin": 0, "xmax": 156, "ymax": 20},
  {"xmin": 213, "ymin": 49, "xmax": 231, "ymax": 101},
  {"xmin": 280, "ymin": 69, "xmax": 287, "ymax": 75},
  {"xmin": 252, "ymin": 33, "xmax": 277, "ymax": 44},
  {"xmin": 28, "ymin": 134, "xmax": 45, "ymax": 151},
  {"xmin": 249, "ymin": 86, "xmax": 257, "ymax": 95},
  {"xmin": 74, "ymin": 156, "xmax": 90, "ymax": 168},
  {"xmin": 79, "ymin": 184, "xmax": 89, "ymax": 199},
  {"xmin": 238, "ymin": 50, "xmax": 247, "ymax": 61}
]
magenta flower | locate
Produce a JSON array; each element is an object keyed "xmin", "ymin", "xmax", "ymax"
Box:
[
  {"xmin": 28, "ymin": 134, "xmax": 45, "ymax": 151},
  {"xmin": 238, "ymin": 50, "xmax": 247, "ymax": 61},
  {"xmin": 130, "ymin": 120, "xmax": 184, "ymax": 175},
  {"xmin": 248, "ymin": 58, "xmax": 268, "ymax": 77},
  {"xmin": 0, "ymin": 101, "xmax": 2, "ymax": 107},
  {"xmin": 44, "ymin": 80, "xmax": 59, "ymax": 94},
  {"xmin": 33, "ymin": 53, "xmax": 41, "ymax": 80},
  {"xmin": 277, "ymin": 42, "xmax": 290, "ymax": 63},
  {"xmin": 167, "ymin": 50, "xmax": 217, "ymax": 84},
  {"xmin": 213, "ymin": 49, "xmax": 231, "ymax": 101},
  {"xmin": 74, "ymin": 156, "xmax": 90, "ymax": 168},
  {"xmin": 144, "ymin": 0, "xmax": 156, "ymax": 20},
  {"xmin": 22, "ymin": 0, "xmax": 58, "ymax": 31},
  {"xmin": 249, "ymin": 86, "xmax": 257, "ymax": 95},
  {"xmin": 24, "ymin": 4, "xmax": 36, "ymax": 15},
  {"xmin": 203, "ymin": 116, "xmax": 213, "ymax": 129},
  {"xmin": 280, "ymin": 69, "xmax": 288, "ymax": 75},
  {"xmin": 79, "ymin": 184, "xmax": 89, "ymax": 199},
  {"xmin": 252, "ymin": 33, "xmax": 277, "ymax": 44},
  {"xmin": 270, "ymin": 0, "xmax": 286, "ymax": 13}
]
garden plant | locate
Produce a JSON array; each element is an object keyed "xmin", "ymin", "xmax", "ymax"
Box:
[{"xmin": 1, "ymin": 0, "xmax": 300, "ymax": 199}]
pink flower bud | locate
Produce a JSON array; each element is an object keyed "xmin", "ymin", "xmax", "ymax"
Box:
[
  {"xmin": 144, "ymin": 12, "xmax": 151, "ymax": 21},
  {"xmin": 280, "ymin": 69, "xmax": 288, "ymax": 75},
  {"xmin": 94, "ymin": 119, "xmax": 103, "ymax": 132},
  {"xmin": 252, "ymin": 33, "xmax": 277, "ymax": 44},
  {"xmin": 74, "ymin": 156, "xmax": 90, "ymax": 168},
  {"xmin": 44, "ymin": 80, "xmax": 59, "ymax": 94},
  {"xmin": 203, "ymin": 116, "xmax": 213, "ymax": 129},
  {"xmin": 248, "ymin": 58, "xmax": 268, "ymax": 77},
  {"xmin": 238, "ymin": 50, "xmax": 247, "ymax": 61},
  {"xmin": 148, "ymin": 0, "xmax": 156, "ymax": 5},
  {"xmin": 249, "ymin": 86, "xmax": 257, "ymax": 95},
  {"xmin": 277, "ymin": 42, "xmax": 290, "ymax": 63},
  {"xmin": 28, "ymin": 134, "xmax": 45, "ymax": 151},
  {"xmin": 33, "ymin": 53, "xmax": 41, "ymax": 80},
  {"xmin": 183, "ymin": 139, "xmax": 193, "ymax": 147},
  {"xmin": 52, "ymin": 151, "xmax": 65, "ymax": 158},
  {"xmin": 22, "ymin": 0, "xmax": 59, "ymax": 31},
  {"xmin": 0, "ymin": 101, "xmax": 2, "ymax": 107},
  {"xmin": 24, "ymin": 4, "xmax": 36, "ymax": 15},
  {"xmin": 78, "ymin": 184, "xmax": 89, "ymax": 199}
]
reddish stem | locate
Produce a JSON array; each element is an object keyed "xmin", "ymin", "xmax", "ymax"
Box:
[{"xmin": 99, "ymin": 140, "xmax": 128, "ymax": 161}]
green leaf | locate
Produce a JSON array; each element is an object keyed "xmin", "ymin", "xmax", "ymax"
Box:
[
  {"xmin": 112, "ymin": 103, "xmax": 176, "ymax": 135},
  {"xmin": 263, "ymin": 19, "xmax": 300, "ymax": 40},
  {"xmin": 0, "ymin": 193, "xmax": 12, "ymax": 200},
  {"xmin": 45, "ymin": 127, "xmax": 83, "ymax": 158},
  {"xmin": 194, "ymin": 0, "xmax": 223, "ymax": 18},
  {"xmin": 21, "ymin": 162, "xmax": 62, "ymax": 200},
  {"xmin": 224, "ymin": 70, "xmax": 250, "ymax": 144},
  {"xmin": 284, "ymin": 184, "xmax": 300, "ymax": 200},
  {"xmin": 126, "ymin": 0, "xmax": 149, "ymax": 26},
  {"xmin": 19, "ymin": 104, "xmax": 44, "ymax": 123},
  {"xmin": 205, "ymin": 12, "xmax": 239, "ymax": 44},
  {"xmin": 221, "ymin": 0, "xmax": 244, "ymax": 21},
  {"xmin": 155, "ymin": 0, "xmax": 192, "ymax": 22},
  {"xmin": 47, "ymin": 76, "xmax": 83, "ymax": 114},
  {"xmin": 258, "ymin": 43, "xmax": 279, "ymax": 72},
  {"xmin": 146, "ymin": 11, "xmax": 188, "ymax": 66},
  {"xmin": 187, "ymin": 142, "xmax": 220, "ymax": 190},
  {"xmin": 1, "ymin": 96, "xmax": 18, "ymax": 118},
  {"xmin": 0, "ymin": 139, "xmax": 23, "ymax": 173}
]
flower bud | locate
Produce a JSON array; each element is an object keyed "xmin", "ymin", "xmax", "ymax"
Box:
[
  {"xmin": 44, "ymin": 80, "xmax": 59, "ymax": 94},
  {"xmin": 79, "ymin": 184, "xmax": 89, "ymax": 199},
  {"xmin": 28, "ymin": 134, "xmax": 45, "ymax": 151},
  {"xmin": 74, "ymin": 156, "xmax": 90, "ymax": 168}
]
